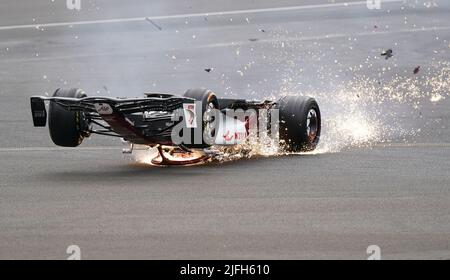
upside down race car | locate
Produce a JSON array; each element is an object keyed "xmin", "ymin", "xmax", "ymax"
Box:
[{"xmin": 30, "ymin": 88, "xmax": 321, "ymax": 165}]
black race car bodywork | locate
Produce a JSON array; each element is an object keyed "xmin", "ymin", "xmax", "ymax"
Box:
[{"xmin": 30, "ymin": 88, "xmax": 321, "ymax": 165}]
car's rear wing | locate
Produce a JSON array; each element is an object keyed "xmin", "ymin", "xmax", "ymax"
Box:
[
  {"xmin": 30, "ymin": 95, "xmax": 194, "ymax": 127},
  {"xmin": 30, "ymin": 97, "xmax": 48, "ymax": 127}
]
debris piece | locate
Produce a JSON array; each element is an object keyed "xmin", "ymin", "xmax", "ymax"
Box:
[
  {"xmin": 259, "ymin": 29, "xmax": 266, "ymax": 33},
  {"xmin": 145, "ymin": 18, "xmax": 162, "ymax": 31},
  {"xmin": 413, "ymin": 66, "xmax": 421, "ymax": 74},
  {"xmin": 204, "ymin": 68, "xmax": 213, "ymax": 73},
  {"xmin": 381, "ymin": 49, "xmax": 393, "ymax": 59},
  {"xmin": 249, "ymin": 38, "xmax": 259, "ymax": 42}
]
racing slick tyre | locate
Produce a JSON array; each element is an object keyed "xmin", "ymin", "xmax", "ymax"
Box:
[
  {"xmin": 183, "ymin": 88, "xmax": 219, "ymax": 149},
  {"xmin": 277, "ymin": 95, "xmax": 321, "ymax": 152},
  {"xmin": 48, "ymin": 88, "xmax": 89, "ymax": 147}
]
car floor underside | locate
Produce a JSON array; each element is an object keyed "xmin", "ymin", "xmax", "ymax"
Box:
[{"xmin": 31, "ymin": 95, "xmax": 275, "ymax": 147}]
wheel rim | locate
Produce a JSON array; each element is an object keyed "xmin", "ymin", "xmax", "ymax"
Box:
[
  {"xmin": 306, "ymin": 109, "xmax": 319, "ymax": 142},
  {"xmin": 204, "ymin": 101, "xmax": 217, "ymax": 138}
]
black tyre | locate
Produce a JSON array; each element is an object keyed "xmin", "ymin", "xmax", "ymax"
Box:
[
  {"xmin": 48, "ymin": 88, "xmax": 89, "ymax": 147},
  {"xmin": 277, "ymin": 96, "xmax": 321, "ymax": 152},
  {"xmin": 183, "ymin": 88, "xmax": 219, "ymax": 149}
]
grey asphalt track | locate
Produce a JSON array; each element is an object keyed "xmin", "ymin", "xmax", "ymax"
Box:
[{"xmin": 1, "ymin": 0, "xmax": 450, "ymax": 259}]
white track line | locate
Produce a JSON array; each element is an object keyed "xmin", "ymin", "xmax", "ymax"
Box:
[
  {"xmin": 201, "ymin": 25, "xmax": 450, "ymax": 49},
  {"xmin": 0, "ymin": 147, "xmax": 119, "ymax": 152},
  {"xmin": 2, "ymin": 24, "xmax": 447, "ymax": 63},
  {"xmin": 0, "ymin": 0, "xmax": 405, "ymax": 31},
  {"xmin": 1, "ymin": 143, "xmax": 450, "ymax": 152},
  {"xmin": 374, "ymin": 143, "xmax": 450, "ymax": 148}
]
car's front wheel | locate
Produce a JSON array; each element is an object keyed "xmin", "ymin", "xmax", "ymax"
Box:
[{"xmin": 277, "ymin": 96, "xmax": 321, "ymax": 152}]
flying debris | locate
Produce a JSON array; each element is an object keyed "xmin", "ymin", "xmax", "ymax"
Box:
[
  {"xmin": 249, "ymin": 38, "xmax": 259, "ymax": 42},
  {"xmin": 145, "ymin": 18, "xmax": 162, "ymax": 31},
  {"xmin": 204, "ymin": 68, "xmax": 213, "ymax": 73},
  {"xmin": 259, "ymin": 29, "xmax": 266, "ymax": 33},
  {"xmin": 413, "ymin": 66, "xmax": 421, "ymax": 74},
  {"xmin": 381, "ymin": 49, "xmax": 393, "ymax": 60}
]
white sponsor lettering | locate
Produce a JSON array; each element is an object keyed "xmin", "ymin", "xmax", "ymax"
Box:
[{"xmin": 183, "ymin": 103, "xmax": 197, "ymax": 128}]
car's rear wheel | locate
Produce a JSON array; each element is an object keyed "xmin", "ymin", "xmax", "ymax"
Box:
[
  {"xmin": 48, "ymin": 88, "xmax": 89, "ymax": 147},
  {"xmin": 183, "ymin": 88, "xmax": 219, "ymax": 149},
  {"xmin": 277, "ymin": 96, "xmax": 321, "ymax": 152}
]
